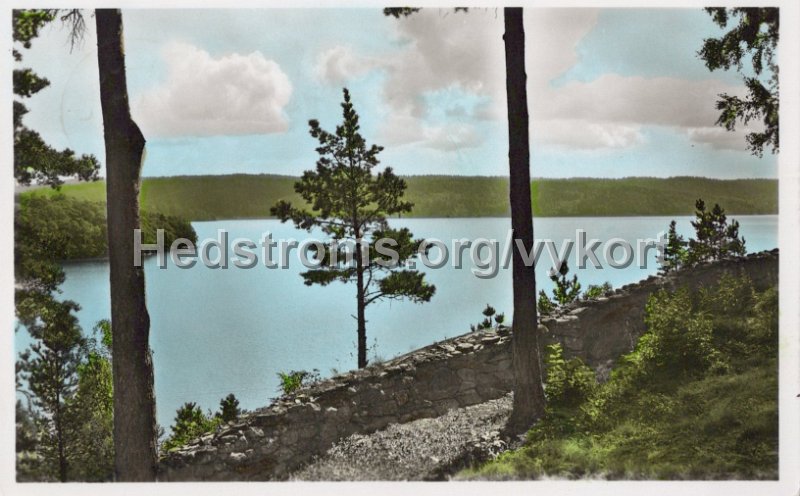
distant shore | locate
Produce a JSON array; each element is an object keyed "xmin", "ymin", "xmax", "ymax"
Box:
[{"xmin": 20, "ymin": 174, "xmax": 778, "ymax": 221}]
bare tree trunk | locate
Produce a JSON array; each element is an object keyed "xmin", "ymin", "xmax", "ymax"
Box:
[
  {"xmin": 355, "ymin": 238, "xmax": 368, "ymax": 369},
  {"xmin": 95, "ymin": 9, "xmax": 157, "ymax": 482},
  {"xmin": 503, "ymin": 7, "xmax": 546, "ymax": 435}
]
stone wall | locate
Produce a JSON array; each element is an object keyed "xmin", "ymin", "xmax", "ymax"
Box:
[{"xmin": 159, "ymin": 249, "xmax": 778, "ymax": 481}]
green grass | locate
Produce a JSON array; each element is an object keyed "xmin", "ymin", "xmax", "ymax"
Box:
[
  {"xmin": 22, "ymin": 175, "xmax": 777, "ymax": 221},
  {"xmin": 460, "ymin": 277, "xmax": 778, "ymax": 480},
  {"xmin": 462, "ymin": 363, "xmax": 777, "ymax": 480}
]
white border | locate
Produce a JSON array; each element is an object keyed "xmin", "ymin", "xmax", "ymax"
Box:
[{"xmin": 2, "ymin": 1, "xmax": 798, "ymax": 495}]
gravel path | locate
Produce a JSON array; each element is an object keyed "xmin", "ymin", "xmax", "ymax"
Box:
[{"xmin": 291, "ymin": 394, "xmax": 514, "ymax": 481}]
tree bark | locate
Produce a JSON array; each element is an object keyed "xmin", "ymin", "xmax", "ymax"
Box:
[
  {"xmin": 55, "ymin": 389, "xmax": 67, "ymax": 482},
  {"xmin": 95, "ymin": 9, "xmax": 157, "ymax": 481},
  {"xmin": 355, "ymin": 238, "xmax": 368, "ymax": 369},
  {"xmin": 503, "ymin": 7, "xmax": 546, "ymax": 435}
]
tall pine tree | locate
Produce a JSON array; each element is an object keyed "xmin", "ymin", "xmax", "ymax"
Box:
[{"xmin": 272, "ymin": 88, "xmax": 435, "ymax": 369}]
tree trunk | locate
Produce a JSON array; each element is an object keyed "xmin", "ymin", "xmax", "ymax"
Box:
[
  {"xmin": 355, "ymin": 239, "xmax": 368, "ymax": 369},
  {"xmin": 95, "ymin": 9, "xmax": 157, "ymax": 482},
  {"xmin": 55, "ymin": 390, "xmax": 67, "ymax": 482},
  {"xmin": 503, "ymin": 7, "xmax": 546, "ymax": 435}
]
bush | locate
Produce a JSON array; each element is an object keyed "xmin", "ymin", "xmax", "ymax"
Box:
[
  {"xmin": 659, "ymin": 199, "xmax": 746, "ymax": 273},
  {"xmin": 161, "ymin": 402, "xmax": 220, "ymax": 452},
  {"xmin": 277, "ymin": 369, "xmax": 320, "ymax": 396},
  {"xmin": 217, "ymin": 393, "xmax": 241, "ymax": 423},
  {"xmin": 464, "ymin": 275, "xmax": 778, "ymax": 480},
  {"xmin": 469, "ymin": 304, "xmax": 506, "ymax": 331},
  {"xmin": 583, "ymin": 282, "xmax": 613, "ymax": 300},
  {"xmin": 537, "ymin": 290, "xmax": 556, "ymax": 316}
]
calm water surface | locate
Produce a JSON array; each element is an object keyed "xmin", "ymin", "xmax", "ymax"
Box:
[{"xmin": 15, "ymin": 216, "xmax": 778, "ymax": 430}]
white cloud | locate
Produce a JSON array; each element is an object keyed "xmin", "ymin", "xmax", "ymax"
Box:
[
  {"xmin": 687, "ymin": 126, "xmax": 751, "ymax": 151},
  {"xmin": 134, "ymin": 42, "xmax": 292, "ymax": 137},
  {"xmin": 324, "ymin": 8, "xmax": 753, "ymax": 153},
  {"xmin": 529, "ymin": 74, "xmax": 744, "ymax": 149},
  {"xmin": 423, "ymin": 123, "xmax": 484, "ymax": 151},
  {"xmin": 315, "ymin": 45, "xmax": 386, "ymax": 84},
  {"xmin": 534, "ymin": 119, "xmax": 644, "ymax": 150},
  {"xmin": 373, "ymin": 10, "xmax": 506, "ymax": 150}
]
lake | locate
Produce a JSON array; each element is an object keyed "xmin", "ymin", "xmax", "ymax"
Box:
[{"xmin": 15, "ymin": 215, "xmax": 778, "ymax": 430}]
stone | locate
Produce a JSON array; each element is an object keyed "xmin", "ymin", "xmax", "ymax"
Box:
[
  {"xmin": 245, "ymin": 427, "xmax": 264, "ymax": 440},
  {"xmin": 156, "ymin": 253, "xmax": 778, "ymax": 482}
]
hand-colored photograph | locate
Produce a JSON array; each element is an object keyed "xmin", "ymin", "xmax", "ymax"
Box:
[{"xmin": 8, "ymin": 3, "xmax": 797, "ymax": 491}]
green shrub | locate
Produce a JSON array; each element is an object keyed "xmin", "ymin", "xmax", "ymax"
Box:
[
  {"xmin": 537, "ymin": 290, "xmax": 556, "ymax": 316},
  {"xmin": 276, "ymin": 369, "xmax": 319, "ymax": 396},
  {"xmin": 161, "ymin": 402, "xmax": 220, "ymax": 452},
  {"xmin": 550, "ymin": 262, "xmax": 581, "ymax": 306},
  {"xmin": 469, "ymin": 304, "xmax": 506, "ymax": 332},
  {"xmin": 463, "ymin": 275, "xmax": 778, "ymax": 480},
  {"xmin": 583, "ymin": 282, "xmax": 613, "ymax": 300}
]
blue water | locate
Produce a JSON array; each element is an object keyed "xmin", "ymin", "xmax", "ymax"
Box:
[{"xmin": 15, "ymin": 215, "xmax": 777, "ymax": 430}]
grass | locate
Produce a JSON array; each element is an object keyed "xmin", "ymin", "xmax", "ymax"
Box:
[
  {"xmin": 462, "ymin": 364, "xmax": 777, "ymax": 480},
  {"xmin": 459, "ymin": 277, "xmax": 778, "ymax": 480},
  {"xmin": 21, "ymin": 175, "xmax": 777, "ymax": 221}
]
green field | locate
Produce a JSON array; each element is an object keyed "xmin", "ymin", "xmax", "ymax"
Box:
[{"xmin": 22, "ymin": 175, "xmax": 777, "ymax": 221}]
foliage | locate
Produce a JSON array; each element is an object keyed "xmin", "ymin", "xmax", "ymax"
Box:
[
  {"xmin": 383, "ymin": 7, "xmax": 421, "ymax": 18},
  {"xmin": 537, "ymin": 290, "xmax": 556, "ymax": 316},
  {"xmin": 550, "ymin": 262, "xmax": 581, "ymax": 306},
  {"xmin": 15, "ymin": 194, "xmax": 198, "ymax": 263},
  {"xmin": 659, "ymin": 200, "xmax": 746, "ymax": 273},
  {"xmin": 277, "ymin": 369, "xmax": 320, "ymax": 396},
  {"xmin": 16, "ymin": 318, "xmax": 115, "ymax": 482},
  {"xmin": 16, "ymin": 400, "xmax": 44, "ymax": 481},
  {"xmin": 537, "ymin": 263, "xmax": 585, "ymax": 315},
  {"xmin": 469, "ymin": 304, "xmax": 506, "ymax": 332},
  {"xmin": 24, "ymin": 175, "xmax": 778, "ymax": 221},
  {"xmin": 159, "ymin": 392, "xmax": 245, "ymax": 452},
  {"xmin": 16, "ymin": 297, "xmax": 85, "ymax": 481},
  {"xmin": 271, "ymin": 88, "xmax": 435, "ymax": 367},
  {"xmin": 161, "ymin": 403, "xmax": 221, "ymax": 453},
  {"xmin": 698, "ymin": 8, "xmax": 779, "ymax": 156},
  {"xmin": 13, "ymin": 9, "xmax": 100, "ymax": 187},
  {"xmin": 542, "ymin": 344, "xmax": 597, "ymax": 413},
  {"xmin": 63, "ymin": 320, "xmax": 114, "ymax": 481},
  {"xmin": 463, "ymin": 275, "xmax": 778, "ymax": 480},
  {"xmin": 583, "ymin": 282, "xmax": 613, "ymax": 300},
  {"xmin": 217, "ymin": 393, "xmax": 241, "ymax": 423},
  {"xmin": 687, "ymin": 199, "xmax": 746, "ymax": 264},
  {"xmin": 660, "ymin": 220, "xmax": 688, "ymax": 274}
]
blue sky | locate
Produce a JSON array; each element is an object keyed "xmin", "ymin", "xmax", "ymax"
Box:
[{"xmin": 17, "ymin": 8, "xmax": 777, "ymax": 179}]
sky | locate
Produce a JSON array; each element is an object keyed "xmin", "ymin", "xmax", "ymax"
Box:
[{"xmin": 16, "ymin": 8, "xmax": 778, "ymax": 179}]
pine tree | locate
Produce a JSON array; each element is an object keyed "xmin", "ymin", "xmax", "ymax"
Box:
[
  {"xmin": 13, "ymin": 9, "xmax": 100, "ymax": 187},
  {"xmin": 688, "ymin": 199, "xmax": 746, "ymax": 264},
  {"xmin": 17, "ymin": 298, "xmax": 85, "ymax": 482},
  {"xmin": 698, "ymin": 8, "xmax": 779, "ymax": 156},
  {"xmin": 65, "ymin": 320, "xmax": 114, "ymax": 481},
  {"xmin": 217, "ymin": 394, "xmax": 241, "ymax": 423},
  {"xmin": 660, "ymin": 220, "xmax": 688, "ymax": 274},
  {"xmin": 272, "ymin": 88, "xmax": 435, "ymax": 369},
  {"xmin": 549, "ymin": 261, "xmax": 582, "ymax": 306}
]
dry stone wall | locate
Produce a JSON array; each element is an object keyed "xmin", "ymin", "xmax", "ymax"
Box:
[{"xmin": 159, "ymin": 249, "xmax": 778, "ymax": 481}]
